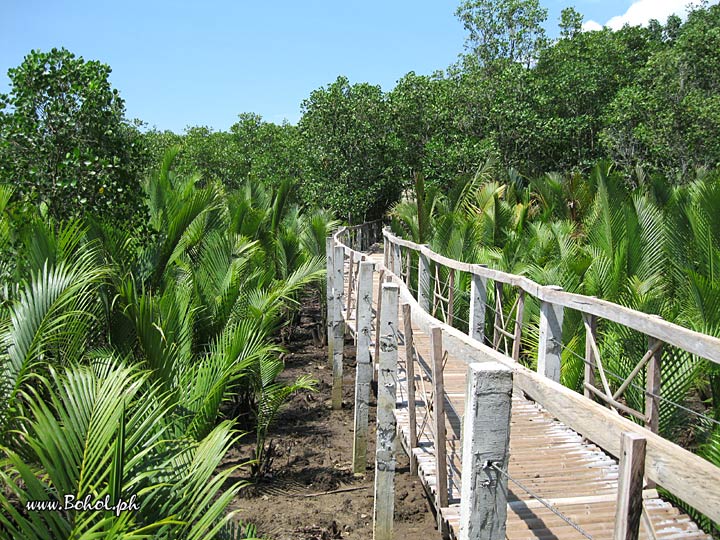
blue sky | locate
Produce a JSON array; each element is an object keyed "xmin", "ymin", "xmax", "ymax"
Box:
[{"xmin": 0, "ymin": 0, "xmax": 708, "ymax": 133}]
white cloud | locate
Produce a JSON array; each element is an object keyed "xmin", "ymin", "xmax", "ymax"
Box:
[
  {"xmin": 582, "ymin": 0, "xmax": 710, "ymax": 32},
  {"xmin": 582, "ymin": 20, "xmax": 603, "ymax": 32}
]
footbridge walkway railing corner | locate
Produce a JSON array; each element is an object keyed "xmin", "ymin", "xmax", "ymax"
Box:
[{"xmin": 327, "ymin": 221, "xmax": 720, "ymax": 540}]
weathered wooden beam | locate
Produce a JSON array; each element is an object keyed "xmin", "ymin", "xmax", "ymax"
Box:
[
  {"xmin": 353, "ymin": 261, "xmax": 375, "ymax": 474},
  {"xmin": 430, "ymin": 325, "xmax": 449, "ymax": 522},
  {"xmin": 469, "ymin": 272, "xmax": 487, "ymax": 343},
  {"xmin": 645, "ymin": 337, "xmax": 663, "ymax": 434},
  {"xmin": 373, "ymin": 283, "xmax": 399, "ymax": 540},
  {"xmin": 583, "ymin": 313, "xmax": 597, "ymax": 399},
  {"xmin": 492, "ymin": 282, "xmax": 503, "ymax": 350},
  {"xmin": 459, "ymin": 362, "xmax": 513, "ymax": 540},
  {"xmin": 447, "ymin": 270, "xmax": 455, "ymax": 327},
  {"xmin": 393, "ymin": 243, "xmax": 402, "ymax": 277},
  {"xmin": 614, "ymin": 432, "xmax": 647, "ymax": 540},
  {"xmin": 331, "ymin": 245, "xmax": 345, "ymax": 409},
  {"xmin": 405, "ymin": 250, "xmax": 411, "ymax": 286},
  {"xmin": 418, "ymin": 250, "xmax": 431, "ymax": 312},
  {"xmin": 346, "ymin": 256, "xmax": 354, "ymax": 315},
  {"xmin": 512, "ymin": 290, "xmax": 525, "ymax": 361},
  {"xmin": 402, "ymin": 303, "xmax": 418, "ymax": 476},
  {"xmin": 326, "ymin": 237, "xmax": 335, "ymax": 359},
  {"xmin": 538, "ymin": 286, "xmax": 564, "ymax": 382}
]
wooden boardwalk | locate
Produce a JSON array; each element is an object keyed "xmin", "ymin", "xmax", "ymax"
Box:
[{"xmin": 343, "ymin": 252, "xmax": 712, "ymax": 540}]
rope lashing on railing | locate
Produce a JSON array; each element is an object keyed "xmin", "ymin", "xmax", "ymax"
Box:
[
  {"xmin": 488, "ymin": 462, "xmax": 594, "ymax": 540},
  {"xmin": 550, "ymin": 337, "xmax": 720, "ymax": 428}
]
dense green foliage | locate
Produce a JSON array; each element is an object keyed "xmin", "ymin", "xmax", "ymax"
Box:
[
  {"xmin": 0, "ymin": 150, "xmax": 334, "ymax": 538},
  {"xmin": 0, "ymin": 48, "xmax": 147, "ymax": 225}
]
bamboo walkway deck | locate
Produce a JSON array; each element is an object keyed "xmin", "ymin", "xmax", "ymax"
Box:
[{"xmin": 344, "ymin": 253, "xmax": 711, "ymax": 540}]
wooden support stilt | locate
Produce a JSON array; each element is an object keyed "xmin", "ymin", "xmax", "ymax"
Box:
[
  {"xmin": 584, "ymin": 313, "xmax": 598, "ymax": 399},
  {"xmin": 469, "ymin": 272, "xmax": 487, "ymax": 343},
  {"xmin": 402, "ymin": 303, "xmax": 418, "ymax": 476},
  {"xmin": 430, "ymin": 325, "xmax": 448, "ymax": 530},
  {"xmin": 374, "ymin": 269, "xmax": 385, "ymax": 381},
  {"xmin": 418, "ymin": 250, "xmax": 431, "ymax": 312},
  {"xmin": 459, "ymin": 362, "xmax": 513, "ymax": 540},
  {"xmin": 373, "ymin": 283, "xmax": 399, "ymax": 540},
  {"xmin": 326, "ymin": 237, "xmax": 334, "ymax": 357},
  {"xmin": 331, "ymin": 245, "xmax": 345, "ymax": 409},
  {"xmin": 614, "ymin": 432, "xmax": 647, "ymax": 540},
  {"xmin": 538, "ymin": 286, "xmax": 564, "ymax": 383},
  {"xmin": 353, "ymin": 261, "xmax": 375, "ymax": 474}
]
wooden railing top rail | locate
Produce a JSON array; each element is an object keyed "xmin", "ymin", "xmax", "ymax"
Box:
[{"xmin": 382, "ymin": 228, "xmax": 720, "ymax": 366}]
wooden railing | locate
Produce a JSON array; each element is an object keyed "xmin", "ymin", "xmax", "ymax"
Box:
[{"xmin": 329, "ymin": 223, "xmax": 720, "ymax": 539}]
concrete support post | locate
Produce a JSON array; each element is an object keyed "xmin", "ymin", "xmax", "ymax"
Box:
[
  {"xmin": 373, "ymin": 283, "xmax": 399, "ymax": 540},
  {"xmin": 459, "ymin": 361, "xmax": 513, "ymax": 540}
]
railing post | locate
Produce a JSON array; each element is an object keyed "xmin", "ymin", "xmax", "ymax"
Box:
[
  {"xmin": 430, "ymin": 325, "xmax": 448, "ymax": 532},
  {"xmin": 469, "ymin": 272, "xmax": 487, "ymax": 343},
  {"xmin": 393, "ymin": 243, "xmax": 402, "ymax": 276},
  {"xmin": 402, "ymin": 303, "xmax": 418, "ymax": 475},
  {"xmin": 418, "ymin": 249, "xmax": 431, "ymax": 312},
  {"xmin": 583, "ymin": 313, "xmax": 598, "ymax": 398},
  {"xmin": 614, "ymin": 432, "xmax": 647, "ymax": 540},
  {"xmin": 326, "ymin": 237, "xmax": 334, "ymax": 355},
  {"xmin": 353, "ymin": 261, "xmax": 375, "ymax": 474},
  {"xmin": 357, "ymin": 228, "xmax": 363, "ymax": 252},
  {"xmin": 374, "ymin": 269, "xmax": 385, "ymax": 378},
  {"xmin": 646, "ymin": 336, "xmax": 663, "ymax": 434},
  {"xmin": 383, "ymin": 235, "xmax": 390, "ymax": 268},
  {"xmin": 374, "ymin": 283, "xmax": 399, "ymax": 540},
  {"xmin": 511, "ymin": 290, "xmax": 525, "ymax": 361},
  {"xmin": 331, "ymin": 245, "xmax": 345, "ymax": 409},
  {"xmin": 346, "ymin": 254, "xmax": 355, "ymax": 315},
  {"xmin": 459, "ymin": 362, "xmax": 513, "ymax": 540},
  {"xmin": 492, "ymin": 282, "xmax": 503, "ymax": 350},
  {"xmin": 538, "ymin": 286, "xmax": 564, "ymax": 382}
]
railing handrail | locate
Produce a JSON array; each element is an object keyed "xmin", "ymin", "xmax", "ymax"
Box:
[{"xmin": 380, "ymin": 227, "xmax": 720, "ymax": 366}]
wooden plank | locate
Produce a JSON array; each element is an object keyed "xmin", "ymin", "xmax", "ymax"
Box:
[
  {"xmin": 403, "ymin": 303, "xmax": 418, "ymax": 476},
  {"xmin": 512, "ymin": 290, "xmax": 524, "ymax": 361},
  {"xmin": 493, "ymin": 282, "xmax": 503, "ymax": 350},
  {"xmin": 538, "ymin": 287, "xmax": 563, "ymax": 382},
  {"xmin": 584, "ymin": 313, "xmax": 597, "ymax": 399},
  {"xmin": 326, "ymin": 236, "xmax": 335, "ymax": 360},
  {"xmin": 418, "ymin": 250, "xmax": 431, "ymax": 312},
  {"xmin": 353, "ymin": 261, "xmax": 375, "ymax": 473},
  {"xmin": 374, "ymin": 283, "xmax": 399, "ymax": 540},
  {"xmin": 459, "ymin": 362, "xmax": 513, "ymax": 540},
  {"xmin": 469, "ymin": 272, "xmax": 487, "ymax": 343},
  {"xmin": 332, "ymin": 245, "xmax": 345, "ymax": 409},
  {"xmin": 430, "ymin": 326, "xmax": 449, "ymax": 518},
  {"xmin": 646, "ymin": 337, "xmax": 663, "ymax": 434},
  {"xmin": 614, "ymin": 433, "xmax": 647, "ymax": 540},
  {"xmin": 374, "ymin": 269, "xmax": 385, "ymax": 380}
]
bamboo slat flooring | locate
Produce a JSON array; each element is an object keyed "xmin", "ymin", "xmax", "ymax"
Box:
[{"xmin": 341, "ymin": 253, "xmax": 711, "ymax": 540}]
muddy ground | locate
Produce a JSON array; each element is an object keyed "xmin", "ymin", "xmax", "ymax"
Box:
[{"xmin": 224, "ymin": 296, "xmax": 443, "ymax": 540}]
